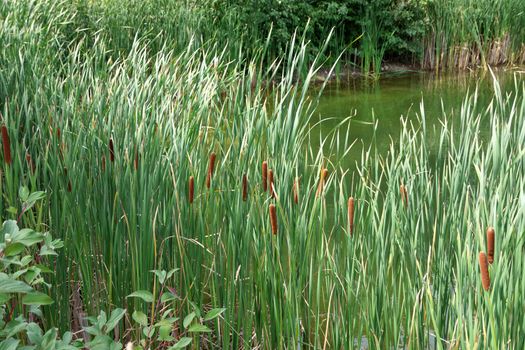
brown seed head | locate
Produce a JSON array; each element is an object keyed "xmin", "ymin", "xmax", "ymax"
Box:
[
  {"xmin": 268, "ymin": 169, "xmax": 275, "ymax": 198},
  {"xmin": 189, "ymin": 176, "xmax": 195, "ymax": 204},
  {"xmin": 487, "ymin": 227, "xmax": 495, "ymax": 264},
  {"xmin": 400, "ymin": 184, "xmax": 408, "ymax": 208},
  {"xmin": 478, "ymin": 252, "xmax": 490, "ymax": 291},
  {"xmin": 293, "ymin": 177, "xmax": 299, "ymax": 204},
  {"xmin": 109, "ymin": 138, "xmax": 115, "ymax": 163},
  {"xmin": 348, "ymin": 197, "xmax": 355, "ymax": 236},
  {"xmin": 269, "ymin": 204, "xmax": 277, "ymax": 235},
  {"xmin": 26, "ymin": 152, "xmax": 35, "ymax": 174},
  {"xmin": 134, "ymin": 148, "xmax": 139, "ymax": 171},
  {"xmin": 316, "ymin": 168, "xmax": 329, "ymax": 197},
  {"xmin": 1, "ymin": 125, "xmax": 11, "ymax": 166},
  {"xmin": 206, "ymin": 152, "xmax": 216, "ymax": 188},
  {"xmin": 262, "ymin": 161, "xmax": 268, "ymax": 192},
  {"xmin": 242, "ymin": 174, "xmax": 248, "ymax": 201}
]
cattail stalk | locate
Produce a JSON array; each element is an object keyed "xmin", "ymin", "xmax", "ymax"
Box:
[
  {"xmin": 292, "ymin": 177, "xmax": 299, "ymax": 204},
  {"xmin": 487, "ymin": 227, "xmax": 495, "ymax": 264},
  {"xmin": 478, "ymin": 252, "xmax": 490, "ymax": 291},
  {"xmin": 348, "ymin": 197, "xmax": 355, "ymax": 236},
  {"xmin": 242, "ymin": 174, "xmax": 248, "ymax": 201},
  {"xmin": 109, "ymin": 138, "xmax": 115, "ymax": 163},
  {"xmin": 189, "ymin": 176, "xmax": 194, "ymax": 204},
  {"xmin": 262, "ymin": 161, "xmax": 268, "ymax": 192},
  {"xmin": 400, "ymin": 184, "xmax": 408, "ymax": 208},
  {"xmin": 269, "ymin": 204, "xmax": 277, "ymax": 235},
  {"xmin": 206, "ymin": 152, "xmax": 216, "ymax": 188},
  {"xmin": 1, "ymin": 125, "xmax": 11, "ymax": 165},
  {"xmin": 268, "ymin": 169, "xmax": 275, "ymax": 198},
  {"xmin": 316, "ymin": 168, "xmax": 328, "ymax": 197}
]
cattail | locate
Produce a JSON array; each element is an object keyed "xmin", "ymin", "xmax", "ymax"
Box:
[
  {"xmin": 242, "ymin": 174, "xmax": 248, "ymax": 201},
  {"xmin": 478, "ymin": 252, "xmax": 490, "ymax": 291},
  {"xmin": 101, "ymin": 155, "xmax": 106, "ymax": 172},
  {"xmin": 206, "ymin": 152, "xmax": 216, "ymax": 189},
  {"xmin": 348, "ymin": 197, "xmax": 355, "ymax": 236},
  {"xmin": 64, "ymin": 168, "xmax": 72, "ymax": 192},
  {"xmin": 268, "ymin": 169, "xmax": 275, "ymax": 198},
  {"xmin": 189, "ymin": 176, "xmax": 194, "ymax": 204},
  {"xmin": 292, "ymin": 177, "xmax": 299, "ymax": 204},
  {"xmin": 56, "ymin": 127, "xmax": 61, "ymax": 140},
  {"xmin": 109, "ymin": 138, "xmax": 115, "ymax": 163},
  {"xmin": 487, "ymin": 227, "xmax": 495, "ymax": 264},
  {"xmin": 262, "ymin": 161, "xmax": 268, "ymax": 192},
  {"xmin": 400, "ymin": 184, "xmax": 408, "ymax": 208},
  {"xmin": 316, "ymin": 168, "xmax": 329, "ymax": 197},
  {"xmin": 134, "ymin": 148, "xmax": 139, "ymax": 171},
  {"xmin": 26, "ymin": 152, "xmax": 35, "ymax": 174},
  {"xmin": 1, "ymin": 125, "xmax": 11, "ymax": 165},
  {"xmin": 269, "ymin": 204, "xmax": 277, "ymax": 235}
]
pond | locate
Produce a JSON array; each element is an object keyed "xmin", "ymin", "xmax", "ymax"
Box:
[{"xmin": 313, "ymin": 69, "xmax": 524, "ymax": 170}]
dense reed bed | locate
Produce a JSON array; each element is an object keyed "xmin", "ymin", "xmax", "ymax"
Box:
[{"xmin": 1, "ymin": 1, "xmax": 525, "ymax": 348}]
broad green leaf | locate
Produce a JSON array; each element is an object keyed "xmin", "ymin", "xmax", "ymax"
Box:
[
  {"xmin": 168, "ymin": 337, "xmax": 192, "ymax": 349},
  {"xmin": 0, "ymin": 338, "xmax": 20, "ymax": 350},
  {"xmin": 132, "ymin": 310, "xmax": 148, "ymax": 327},
  {"xmin": 105, "ymin": 308, "xmax": 126, "ymax": 332},
  {"xmin": 13, "ymin": 229, "xmax": 43, "ymax": 247},
  {"xmin": 158, "ymin": 325, "xmax": 174, "ymax": 341},
  {"xmin": 0, "ymin": 278, "xmax": 33, "ymax": 293},
  {"xmin": 41, "ymin": 327, "xmax": 57, "ymax": 349},
  {"xmin": 127, "ymin": 291, "xmax": 154, "ymax": 303},
  {"xmin": 160, "ymin": 291, "xmax": 178, "ymax": 303},
  {"xmin": 203, "ymin": 308, "xmax": 226, "ymax": 321},
  {"xmin": 151, "ymin": 270, "xmax": 167, "ymax": 284},
  {"xmin": 0, "ymin": 293, "xmax": 11, "ymax": 304},
  {"xmin": 182, "ymin": 312, "xmax": 195, "ymax": 329},
  {"xmin": 22, "ymin": 292, "xmax": 54, "ymax": 306},
  {"xmin": 187, "ymin": 324, "xmax": 211, "ymax": 333},
  {"xmin": 1, "ymin": 220, "xmax": 19, "ymax": 237},
  {"xmin": 4, "ymin": 242, "xmax": 25, "ymax": 257},
  {"xmin": 19, "ymin": 187, "xmax": 30, "ymax": 202}
]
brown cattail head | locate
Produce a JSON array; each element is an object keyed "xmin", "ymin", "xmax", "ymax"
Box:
[
  {"xmin": 268, "ymin": 169, "xmax": 275, "ymax": 198},
  {"xmin": 478, "ymin": 252, "xmax": 490, "ymax": 291},
  {"xmin": 64, "ymin": 167, "xmax": 72, "ymax": 192},
  {"xmin": 400, "ymin": 184, "xmax": 408, "ymax": 208},
  {"xmin": 134, "ymin": 148, "xmax": 139, "ymax": 171},
  {"xmin": 487, "ymin": 227, "xmax": 495, "ymax": 264},
  {"xmin": 262, "ymin": 161, "xmax": 268, "ymax": 192},
  {"xmin": 56, "ymin": 127, "xmax": 61, "ymax": 140},
  {"xmin": 101, "ymin": 155, "xmax": 106, "ymax": 172},
  {"xmin": 109, "ymin": 138, "xmax": 115, "ymax": 163},
  {"xmin": 1, "ymin": 125, "xmax": 11, "ymax": 166},
  {"xmin": 189, "ymin": 176, "xmax": 195, "ymax": 204},
  {"xmin": 269, "ymin": 204, "xmax": 277, "ymax": 235},
  {"xmin": 26, "ymin": 152, "xmax": 35, "ymax": 174},
  {"xmin": 242, "ymin": 174, "xmax": 248, "ymax": 201},
  {"xmin": 348, "ymin": 197, "xmax": 355, "ymax": 236},
  {"xmin": 292, "ymin": 177, "xmax": 299, "ymax": 204},
  {"xmin": 316, "ymin": 168, "xmax": 329, "ymax": 197},
  {"xmin": 206, "ymin": 152, "xmax": 216, "ymax": 189}
]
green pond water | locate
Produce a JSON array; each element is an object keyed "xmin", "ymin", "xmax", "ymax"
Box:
[{"xmin": 313, "ymin": 69, "xmax": 524, "ymax": 170}]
